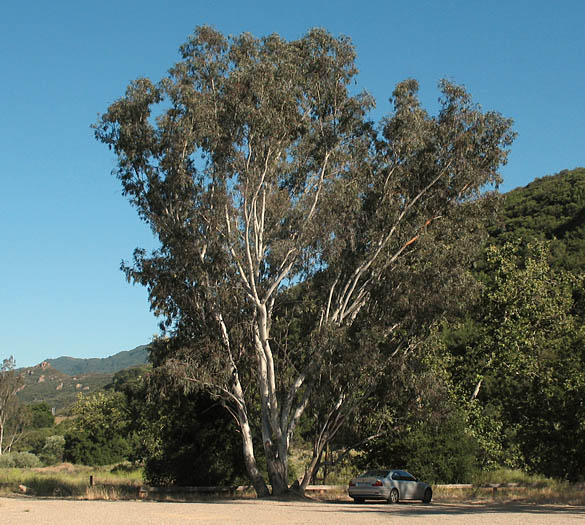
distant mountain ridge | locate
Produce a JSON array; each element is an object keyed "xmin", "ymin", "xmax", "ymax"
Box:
[{"xmin": 45, "ymin": 344, "xmax": 149, "ymax": 376}]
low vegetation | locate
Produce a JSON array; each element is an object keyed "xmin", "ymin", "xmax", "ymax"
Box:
[
  {"xmin": 0, "ymin": 463, "xmax": 142, "ymax": 500},
  {"xmin": 435, "ymin": 483, "xmax": 585, "ymax": 506},
  {"xmin": 1, "ymin": 464, "xmax": 583, "ymax": 506}
]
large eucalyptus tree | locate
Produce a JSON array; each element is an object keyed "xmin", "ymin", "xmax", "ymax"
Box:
[{"xmin": 95, "ymin": 26, "xmax": 514, "ymax": 495}]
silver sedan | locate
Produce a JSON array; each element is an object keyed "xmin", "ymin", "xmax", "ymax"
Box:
[{"xmin": 348, "ymin": 469, "xmax": 432, "ymax": 503}]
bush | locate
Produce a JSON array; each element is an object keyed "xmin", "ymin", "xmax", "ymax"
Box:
[
  {"xmin": 62, "ymin": 391, "xmax": 135, "ymax": 466},
  {"xmin": 0, "ymin": 452, "xmax": 42, "ymax": 468},
  {"xmin": 472, "ymin": 467, "xmax": 556, "ymax": 488},
  {"xmin": 398, "ymin": 415, "xmax": 478, "ymax": 483},
  {"xmin": 64, "ymin": 431, "xmax": 131, "ymax": 466},
  {"xmin": 143, "ymin": 391, "xmax": 247, "ymax": 486},
  {"xmin": 361, "ymin": 410, "xmax": 478, "ymax": 484},
  {"xmin": 29, "ymin": 402, "xmax": 55, "ymax": 428},
  {"xmin": 13, "ymin": 427, "xmax": 55, "ymax": 455},
  {"xmin": 39, "ymin": 435, "xmax": 65, "ymax": 465}
]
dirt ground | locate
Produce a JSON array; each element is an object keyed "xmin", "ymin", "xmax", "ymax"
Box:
[{"xmin": 1, "ymin": 497, "xmax": 584, "ymax": 524}]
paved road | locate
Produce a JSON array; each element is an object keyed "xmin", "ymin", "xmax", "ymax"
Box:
[{"xmin": 1, "ymin": 497, "xmax": 584, "ymax": 524}]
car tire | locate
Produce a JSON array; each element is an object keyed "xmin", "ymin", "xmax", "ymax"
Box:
[
  {"xmin": 388, "ymin": 488, "xmax": 399, "ymax": 504},
  {"xmin": 422, "ymin": 488, "xmax": 432, "ymax": 504},
  {"xmin": 353, "ymin": 497, "xmax": 365, "ymax": 504}
]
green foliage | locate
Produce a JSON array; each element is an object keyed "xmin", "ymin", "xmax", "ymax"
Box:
[
  {"xmin": 70, "ymin": 392, "xmax": 128, "ymax": 437},
  {"xmin": 493, "ymin": 167, "xmax": 585, "ymax": 273},
  {"xmin": 442, "ymin": 237, "xmax": 585, "ymax": 480},
  {"xmin": 38, "ymin": 435, "xmax": 65, "ymax": 465},
  {"xmin": 143, "ymin": 387, "xmax": 248, "ymax": 487},
  {"xmin": 472, "ymin": 467, "xmax": 559, "ymax": 488},
  {"xmin": 105, "ymin": 366, "xmax": 150, "ymax": 395},
  {"xmin": 402, "ymin": 416, "xmax": 478, "ymax": 484},
  {"xmin": 105, "ymin": 366, "xmax": 157, "ymax": 464},
  {"xmin": 0, "ymin": 452, "xmax": 42, "ymax": 468},
  {"xmin": 479, "ymin": 241, "xmax": 585, "ymax": 480},
  {"xmin": 63, "ymin": 392, "xmax": 132, "ymax": 466},
  {"xmin": 360, "ymin": 407, "xmax": 478, "ymax": 484},
  {"xmin": 16, "ymin": 427, "xmax": 56, "ymax": 456},
  {"xmin": 29, "ymin": 402, "xmax": 54, "ymax": 429},
  {"xmin": 64, "ymin": 431, "xmax": 131, "ymax": 467}
]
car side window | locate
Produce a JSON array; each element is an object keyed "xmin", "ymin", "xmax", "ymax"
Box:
[{"xmin": 391, "ymin": 472, "xmax": 400, "ymax": 480}]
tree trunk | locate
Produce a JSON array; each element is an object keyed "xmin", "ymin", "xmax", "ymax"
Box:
[
  {"xmin": 265, "ymin": 441, "xmax": 289, "ymax": 496},
  {"xmin": 216, "ymin": 310, "xmax": 270, "ymax": 497},
  {"xmin": 299, "ymin": 448, "xmax": 323, "ymax": 494},
  {"xmin": 254, "ymin": 303, "xmax": 291, "ymax": 496},
  {"xmin": 238, "ymin": 411, "xmax": 270, "ymax": 498}
]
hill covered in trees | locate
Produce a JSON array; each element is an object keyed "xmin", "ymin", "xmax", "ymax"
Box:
[{"xmin": 492, "ymin": 167, "xmax": 585, "ymax": 271}]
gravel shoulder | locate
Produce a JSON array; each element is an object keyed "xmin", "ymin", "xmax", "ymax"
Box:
[{"xmin": 1, "ymin": 496, "xmax": 584, "ymax": 524}]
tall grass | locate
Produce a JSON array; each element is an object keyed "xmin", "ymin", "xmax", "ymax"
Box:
[
  {"xmin": 472, "ymin": 468, "xmax": 556, "ymax": 488},
  {"xmin": 434, "ymin": 468, "xmax": 585, "ymax": 505},
  {"xmin": 0, "ymin": 463, "xmax": 143, "ymax": 500},
  {"xmin": 433, "ymin": 484, "xmax": 585, "ymax": 505}
]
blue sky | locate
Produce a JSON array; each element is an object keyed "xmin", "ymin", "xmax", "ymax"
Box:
[{"xmin": 2, "ymin": 0, "xmax": 584, "ymax": 368}]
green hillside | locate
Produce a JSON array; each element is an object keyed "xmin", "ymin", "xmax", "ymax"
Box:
[
  {"xmin": 492, "ymin": 167, "xmax": 585, "ymax": 271},
  {"xmin": 16, "ymin": 363, "xmax": 113, "ymax": 412},
  {"xmin": 46, "ymin": 345, "xmax": 149, "ymax": 376},
  {"xmin": 15, "ymin": 345, "xmax": 149, "ymax": 412}
]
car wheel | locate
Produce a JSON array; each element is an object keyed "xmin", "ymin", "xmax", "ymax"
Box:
[
  {"xmin": 353, "ymin": 497, "xmax": 365, "ymax": 504},
  {"xmin": 422, "ymin": 488, "xmax": 432, "ymax": 504},
  {"xmin": 388, "ymin": 488, "xmax": 399, "ymax": 504}
]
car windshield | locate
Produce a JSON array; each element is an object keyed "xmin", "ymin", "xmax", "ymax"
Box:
[{"xmin": 358, "ymin": 470, "xmax": 389, "ymax": 478}]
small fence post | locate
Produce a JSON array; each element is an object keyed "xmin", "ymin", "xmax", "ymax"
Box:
[{"xmin": 89, "ymin": 475, "xmax": 94, "ymax": 487}]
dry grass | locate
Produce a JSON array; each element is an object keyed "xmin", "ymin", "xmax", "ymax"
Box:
[
  {"xmin": 1, "ymin": 464, "xmax": 584, "ymax": 506},
  {"xmin": 308, "ymin": 486, "xmax": 349, "ymax": 502},
  {"xmin": 0, "ymin": 463, "xmax": 142, "ymax": 500},
  {"xmin": 433, "ymin": 483, "xmax": 585, "ymax": 506}
]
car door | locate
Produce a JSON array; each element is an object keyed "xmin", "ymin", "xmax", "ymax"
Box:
[{"xmin": 397, "ymin": 470, "xmax": 419, "ymax": 499}]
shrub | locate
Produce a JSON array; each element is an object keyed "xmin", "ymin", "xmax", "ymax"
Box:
[
  {"xmin": 0, "ymin": 452, "xmax": 42, "ymax": 468},
  {"xmin": 29, "ymin": 402, "xmax": 55, "ymax": 428},
  {"xmin": 361, "ymin": 410, "xmax": 478, "ymax": 484},
  {"xmin": 13, "ymin": 427, "xmax": 55, "ymax": 455},
  {"xmin": 398, "ymin": 414, "xmax": 478, "ymax": 483},
  {"xmin": 39, "ymin": 435, "xmax": 65, "ymax": 465},
  {"xmin": 143, "ymin": 391, "xmax": 247, "ymax": 486},
  {"xmin": 64, "ymin": 431, "xmax": 131, "ymax": 466},
  {"xmin": 62, "ymin": 391, "xmax": 134, "ymax": 466}
]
